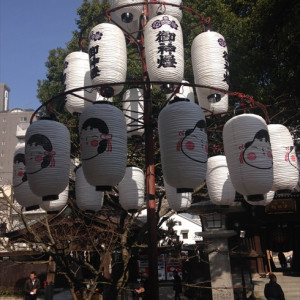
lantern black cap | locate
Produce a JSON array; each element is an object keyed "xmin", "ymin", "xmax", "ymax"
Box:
[
  {"xmin": 96, "ymin": 186, "xmax": 112, "ymax": 192},
  {"xmin": 25, "ymin": 205, "xmax": 40, "ymax": 211},
  {"xmin": 100, "ymin": 85, "xmax": 114, "ymax": 98},
  {"xmin": 207, "ymin": 93, "xmax": 221, "ymax": 103},
  {"xmin": 177, "ymin": 188, "xmax": 194, "ymax": 193},
  {"xmin": 160, "ymin": 83, "xmax": 174, "ymax": 94},
  {"xmin": 121, "ymin": 12, "xmax": 133, "ymax": 23},
  {"xmin": 246, "ymin": 194, "xmax": 264, "ymax": 202},
  {"xmin": 43, "ymin": 195, "xmax": 59, "ymax": 201}
]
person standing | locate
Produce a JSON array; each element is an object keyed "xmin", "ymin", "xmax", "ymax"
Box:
[
  {"xmin": 264, "ymin": 274, "xmax": 285, "ymax": 300},
  {"xmin": 24, "ymin": 271, "xmax": 41, "ymax": 300},
  {"xmin": 278, "ymin": 252, "xmax": 287, "ymax": 269},
  {"xmin": 173, "ymin": 270, "xmax": 182, "ymax": 300}
]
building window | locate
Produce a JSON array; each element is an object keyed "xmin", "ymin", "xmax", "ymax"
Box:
[
  {"xmin": 177, "ymin": 221, "xmax": 182, "ymax": 226},
  {"xmin": 20, "ymin": 116, "xmax": 27, "ymax": 122},
  {"xmin": 1, "ymin": 141, "xmax": 4, "ymax": 145},
  {"xmin": 182, "ymin": 232, "xmax": 188, "ymax": 239}
]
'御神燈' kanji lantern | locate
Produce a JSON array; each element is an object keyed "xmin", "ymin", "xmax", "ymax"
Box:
[
  {"xmin": 144, "ymin": 14, "xmax": 184, "ymax": 93},
  {"xmin": 88, "ymin": 23, "xmax": 127, "ymax": 97},
  {"xmin": 192, "ymin": 31, "xmax": 229, "ymax": 115},
  {"xmin": 268, "ymin": 124, "xmax": 299, "ymax": 191},
  {"xmin": 122, "ymin": 88, "xmax": 144, "ymax": 137},
  {"xmin": 79, "ymin": 101, "xmax": 127, "ymax": 191},
  {"xmin": 158, "ymin": 99, "xmax": 208, "ymax": 192},
  {"xmin": 63, "ymin": 51, "xmax": 97, "ymax": 115},
  {"xmin": 223, "ymin": 113, "xmax": 273, "ymax": 202},
  {"xmin": 118, "ymin": 166, "xmax": 145, "ymax": 211},
  {"xmin": 206, "ymin": 155, "xmax": 235, "ymax": 205},
  {"xmin": 75, "ymin": 166, "xmax": 104, "ymax": 212},
  {"xmin": 13, "ymin": 142, "xmax": 42, "ymax": 210},
  {"xmin": 25, "ymin": 119, "xmax": 70, "ymax": 201}
]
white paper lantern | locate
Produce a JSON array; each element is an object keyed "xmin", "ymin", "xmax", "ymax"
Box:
[
  {"xmin": 75, "ymin": 166, "xmax": 104, "ymax": 212},
  {"xmin": 79, "ymin": 102, "xmax": 127, "ymax": 191},
  {"xmin": 149, "ymin": 0, "xmax": 182, "ymax": 22},
  {"xmin": 166, "ymin": 80, "xmax": 195, "ymax": 103},
  {"xmin": 109, "ymin": 0, "xmax": 143, "ymax": 23},
  {"xmin": 268, "ymin": 124, "xmax": 299, "ymax": 191},
  {"xmin": 223, "ymin": 114, "xmax": 273, "ymax": 201},
  {"xmin": 158, "ymin": 100, "xmax": 208, "ymax": 191},
  {"xmin": 118, "ymin": 166, "xmax": 145, "ymax": 210},
  {"xmin": 164, "ymin": 179, "xmax": 191, "ymax": 211},
  {"xmin": 63, "ymin": 51, "xmax": 97, "ymax": 115},
  {"xmin": 206, "ymin": 155, "xmax": 235, "ymax": 205},
  {"xmin": 244, "ymin": 190, "xmax": 274, "ymax": 206},
  {"xmin": 144, "ymin": 15, "xmax": 184, "ymax": 93},
  {"xmin": 192, "ymin": 31, "xmax": 229, "ymax": 115},
  {"xmin": 25, "ymin": 119, "xmax": 70, "ymax": 201},
  {"xmin": 88, "ymin": 23, "xmax": 127, "ymax": 97},
  {"xmin": 13, "ymin": 143, "xmax": 42, "ymax": 210},
  {"xmin": 122, "ymin": 88, "xmax": 144, "ymax": 137},
  {"xmin": 40, "ymin": 186, "xmax": 69, "ymax": 213}
]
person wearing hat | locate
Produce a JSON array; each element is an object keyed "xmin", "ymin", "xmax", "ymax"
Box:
[{"xmin": 264, "ymin": 274, "xmax": 285, "ymax": 300}]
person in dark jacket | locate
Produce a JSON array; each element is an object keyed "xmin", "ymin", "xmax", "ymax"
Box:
[
  {"xmin": 24, "ymin": 271, "xmax": 41, "ymax": 300},
  {"xmin": 264, "ymin": 274, "xmax": 285, "ymax": 300},
  {"xmin": 173, "ymin": 270, "xmax": 182, "ymax": 300}
]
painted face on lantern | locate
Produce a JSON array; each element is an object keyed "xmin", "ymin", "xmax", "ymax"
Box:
[
  {"xmin": 285, "ymin": 145, "xmax": 298, "ymax": 168},
  {"xmin": 80, "ymin": 118, "xmax": 112, "ymax": 161},
  {"xmin": 13, "ymin": 153, "xmax": 27, "ymax": 187},
  {"xmin": 242, "ymin": 129, "xmax": 273, "ymax": 169},
  {"xmin": 180, "ymin": 120, "xmax": 208, "ymax": 163},
  {"xmin": 25, "ymin": 134, "xmax": 55, "ymax": 174}
]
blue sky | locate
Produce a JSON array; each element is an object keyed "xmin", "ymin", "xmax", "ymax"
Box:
[{"xmin": 0, "ymin": 0, "xmax": 84, "ymax": 110}]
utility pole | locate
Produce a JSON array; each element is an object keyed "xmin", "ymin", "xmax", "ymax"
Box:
[{"xmin": 141, "ymin": 1, "xmax": 159, "ymax": 299}]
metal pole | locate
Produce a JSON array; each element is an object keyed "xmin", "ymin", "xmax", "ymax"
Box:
[{"xmin": 141, "ymin": 1, "xmax": 159, "ymax": 299}]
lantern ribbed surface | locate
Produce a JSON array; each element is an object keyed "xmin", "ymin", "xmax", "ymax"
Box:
[
  {"xmin": 109, "ymin": 0, "xmax": 143, "ymax": 23},
  {"xmin": 118, "ymin": 166, "xmax": 145, "ymax": 210},
  {"xmin": 223, "ymin": 114, "xmax": 273, "ymax": 198},
  {"xmin": 79, "ymin": 102, "xmax": 127, "ymax": 190},
  {"xmin": 25, "ymin": 119, "xmax": 70, "ymax": 200},
  {"xmin": 158, "ymin": 100, "xmax": 208, "ymax": 191},
  {"xmin": 164, "ymin": 179, "xmax": 191, "ymax": 212},
  {"xmin": 75, "ymin": 166, "xmax": 104, "ymax": 212},
  {"xmin": 268, "ymin": 124, "xmax": 299, "ymax": 191},
  {"xmin": 206, "ymin": 155, "xmax": 235, "ymax": 205},
  {"xmin": 244, "ymin": 190, "xmax": 274, "ymax": 206},
  {"xmin": 191, "ymin": 31, "xmax": 229, "ymax": 115},
  {"xmin": 149, "ymin": 0, "xmax": 182, "ymax": 22},
  {"xmin": 144, "ymin": 15, "xmax": 184, "ymax": 92},
  {"xmin": 13, "ymin": 143, "xmax": 42, "ymax": 209},
  {"xmin": 63, "ymin": 51, "xmax": 97, "ymax": 115},
  {"xmin": 88, "ymin": 23, "xmax": 127, "ymax": 97},
  {"xmin": 166, "ymin": 80, "xmax": 195, "ymax": 103},
  {"xmin": 122, "ymin": 88, "xmax": 144, "ymax": 137},
  {"xmin": 40, "ymin": 186, "xmax": 69, "ymax": 212}
]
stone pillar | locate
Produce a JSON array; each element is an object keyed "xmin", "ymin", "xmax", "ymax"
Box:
[{"xmin": 208, "ymin": 237, "xmax": 235, "ymax": 300}]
